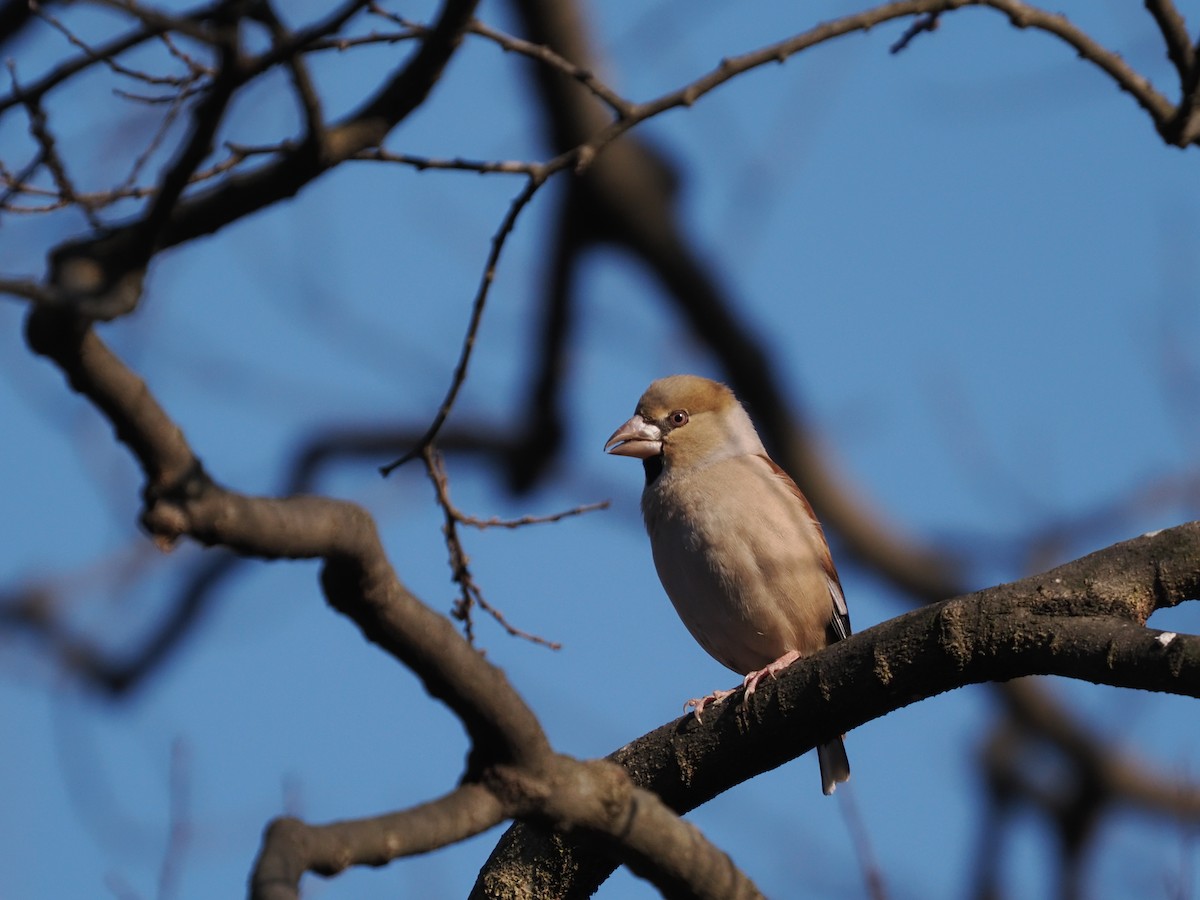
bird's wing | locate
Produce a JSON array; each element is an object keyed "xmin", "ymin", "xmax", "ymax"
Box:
[{"xmin": 757, "ymin": 453, "xmax": 852, "ymax": 641}]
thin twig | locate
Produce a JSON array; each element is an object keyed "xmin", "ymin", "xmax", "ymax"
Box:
[
  {"xmin": 130, "ymin": 21, "xmax": 242, "ymax": 262},
  {"xmin": 380, "ymin": 172, "xmax": 547, "ymax": 474},
  {"xmin": 307, "ymin": 29, "xmax": 425, "ymax": 52},
  {"xmin": 606, "ymin": 0, "xmax": 1172, "ymax": 159},
  {"xmin": 0, "ymin": 148, "xmax": 47, "ymax": 211},
  {"xmin": 457, "ymin": 501, "xmax": 609, "ymax": 530},
  {"xmin": 0, "ymin": 26, "xmax": 160, "ymax": 115},
  {"xmin": 116, "ymin": 82, "xmax": 197, "ymax": 194},
  {"xmin": 890, "ymin": 12, "xmax": 941, "ymax": 53},
  {"xmin": 243, "ymin": 0, "xmax": 376, "ymax": 77},
  {"xmin": 158, "ymin": 739, "xmax": 193, "ymax": 900},
  {"xmin": 421, "ymin": 447, "xmax": 563, "ymax": 650},
  {"xmin": 466, "ymin": 19, "xmax": 632, "ymax": 115},
  {"xmin": 0, "ymin": 139, "xmax": 251, "ymax": 214},
  {"xmin": 112, "ymin": 82, "xmax": 208, "ymax": 105},
  {"xmin": 838, "ymin": 785, "xmax": 889, "ymax": 900},
  {"xmin": 352, "ymin": 147, "xmax": 541, "ymax": 175},
  {"xmin": 158, "ymin": 29, "xmax": 216, "ymax": 79},
  {"xmin": 7, "ymin": 61, "xmax": 102, "ymax": 229},
  {"xmin": 86, "ymin": 0, "xmax": 221, "ymax": 45},
  {"xmin": 367, "ymin": 5, "xmax": 631, "ymax": 114},
  {"xmin": 30, "ymin": 1, "xmax": 211, "ymax": 87}
]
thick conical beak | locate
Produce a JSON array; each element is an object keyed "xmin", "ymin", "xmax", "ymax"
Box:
[{"xmin": 604, "ymin": 414, "xmax": 662, "ymax": 459}]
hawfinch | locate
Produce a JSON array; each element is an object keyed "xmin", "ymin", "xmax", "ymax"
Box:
[{"xmin": 605, "ymin": 374, "xmax": 851, "ymax": 795}]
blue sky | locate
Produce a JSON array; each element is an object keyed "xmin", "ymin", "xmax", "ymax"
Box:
[{"xmin": 3, "ymin": 1, "xmax": 1200, "ymax": 897}]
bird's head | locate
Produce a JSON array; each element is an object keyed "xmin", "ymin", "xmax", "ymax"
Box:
[{"xmin": 604, "ymin": 375, "xmax": 762, "ymax": 482}]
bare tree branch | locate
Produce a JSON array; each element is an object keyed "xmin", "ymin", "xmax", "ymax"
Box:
[
  {"xmin": 39, "ymin": 0, "xmax": 480, "ymax": 318},
  {"xmin": 0, "ymin": 11, "xmax": 191, "ymax": 114},
  {"xmin": 8, "ymin": 1, "xmax": 1200, "ymax": 896},
  {"xmin": 1145, "ymin": 0, "xmax": 1194, "ymax": 82},
  {"xmin": 22, "ymin": 306, "xmax": 763, "ymax": 899},
  {"xmin": 251, "ymin": 785, "xmax": 508, "ymax": 900},
  {"xmin": 475, "ymin": 522, "xmax": 1200, "ymax": 896}
]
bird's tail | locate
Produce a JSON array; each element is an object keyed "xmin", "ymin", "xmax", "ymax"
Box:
[{"xmin": 818, "ymin": 736, "xmax": 850, "ymax": 795}]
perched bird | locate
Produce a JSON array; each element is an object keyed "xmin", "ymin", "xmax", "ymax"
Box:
[{"xmin": 605, "ymin": 374, "xmax": 851, "ymax": 795}]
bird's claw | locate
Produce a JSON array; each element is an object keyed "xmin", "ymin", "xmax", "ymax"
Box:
[
  {"xmin": 742, "ymin": 650, "xmax": 802, "ymax": 700},
  {"xmin": 685, "ymin": 688, "xmax": 738, "ymax": 723},
  {"xmin": 687, "ymin": 650, "xmax": 804, "ymax": 723}
]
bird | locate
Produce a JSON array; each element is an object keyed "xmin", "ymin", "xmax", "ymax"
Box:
[{"xmin": 604, "ymin": 374, "xmax": 851, "ymax": 795}]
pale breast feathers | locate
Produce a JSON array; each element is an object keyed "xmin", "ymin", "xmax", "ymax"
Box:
[{"xmin": 643, "ymin": 453, "xmax": 846, "ymax": 670}]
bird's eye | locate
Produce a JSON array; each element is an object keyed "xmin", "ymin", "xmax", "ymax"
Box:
[{"xmin": 670, "ymin": 410, "xmax": 689, "ymax": 427}]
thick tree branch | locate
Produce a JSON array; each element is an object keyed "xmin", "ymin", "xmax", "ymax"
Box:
[
  {"xmin": 0, "ymin": 426, "xmax": 525, "ymax": 697},
  {"xmin": 496, "ymin": 23, "xmax": 1196, "ymax": 866},
  {"xmin": 475, "ymin": 522, "xmax": 1200, "ymax": 896},
  {"xmin": 22, "ymin": 307, "xmax": 763, "ymax": 899},
  {"xmin": 251, "ymin": 785, "xmax": 508, "ymax": 900},
  {"xmin": 252, "ymin": 754, "xmax": 765, "ymax": 900},
  {"xmin": 24, "ymin": 305, "xmax": 549, "ymax": 771},
  {"xmin": 9, "ymin": 3, "xmax": 1200, "ymax": 897}
]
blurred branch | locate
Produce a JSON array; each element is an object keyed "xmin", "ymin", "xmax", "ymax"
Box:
[
  {"xmin": 840, "ymin": 787, "xmax": 890, "ymax": 900},
  {"xmin": 0, "ymin": 0, "xmax": 40, "ymax": 50},
  {"xmin": 1000, "ymin": 676, "xmax": 1200, "ymax": 816},
  {"xmin": 32, "ymin": 0, "xmax": 479, "ymax": 319},
  {"xmin": 0, "ymin": 277, "xmax": 56, "ymax": 303},
  {"xmin": 954, "ymin": 469, "xmax": 1200, "ymax": 576},
  {"xmin": 1145, "ymin": 0, "xmax": 1193, "ymax": 82},
  {"xmin": 890, "ymin": 12, "xmax": 941, "ymax": 53},
  {"xmin": 0, "ymin": 426, "xmax": 526, "ymax": 698},
  {"xmin": 0, "ymin": 11, "xmax": 184, "ymax": 114},
  {"xmin": 0, "ymin": 550, "xmax": 238, "ymax": 695},
  {"xmin": 159, "ymin": 739, "xmax": 193, "ymax": 900},
  {"xmin": 7, "ymin": 61, "xmax": 101, "ymax": 229},
  {"xmin": 24, "ymin": 307, "xmax": 549, "ymax": 763},
  {"xmin": 260, "ymin": 1, "xmax": 325, "ymax": 142},
  {"xmin": 976, "ymin": 675, "xmax": 1200, "ymax": 900},
  {"xmin": 504, "ymin": 179, "xmax": 595, "ymax": 493}
]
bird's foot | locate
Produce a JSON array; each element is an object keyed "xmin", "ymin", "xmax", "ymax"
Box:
[
  {"xmin": 742, "ymin": 650, "xmax": 802, "ymax": 700},
  {"xmin": 686, "ymin": 650, "xmax": 805, "ymax": 722},
  {"xmin": 685, "ymin": 688, "xmax": 739, "ymax": 723}
]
